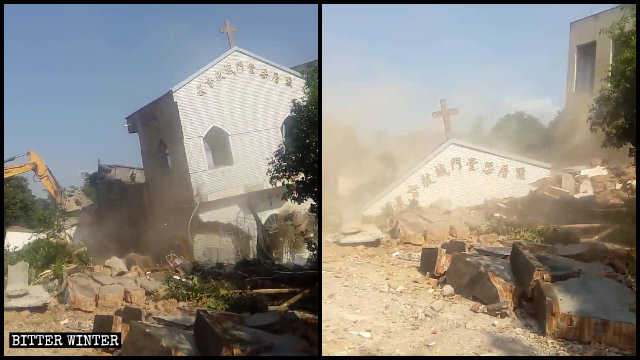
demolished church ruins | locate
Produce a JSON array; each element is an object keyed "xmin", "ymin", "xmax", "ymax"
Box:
[
  {"xmin": 125, "ymin": 45, "xmax": 316, "ymax": 263},
  {"xmin": 363, "ymin": 138, "xmax": 551, "ymax": 217}
]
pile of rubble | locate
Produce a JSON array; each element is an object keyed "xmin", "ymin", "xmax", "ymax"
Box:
[
  {"xmin": 5, "ymin": 251, "xmax": 318, "ymax": 356},
  {"xmin": 91, "ymin": 304, "xmax": 317, "ymax": 356},
  {"xmin": 419, "ymin": 239, "xmax": 636, "ymax": 351}
]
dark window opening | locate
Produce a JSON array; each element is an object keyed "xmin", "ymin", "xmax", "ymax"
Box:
[
  {"xmin": 204, "ymin": 126, "xmax": 233, "ymax": 169},
  {"xmin": 157, "ymin": 140, "xmax": 171, "ymax": 171},
  {"xmin": 575, "ymin": 41, "xmax": 596, "ymax": 93},
  {"xmin": 281, "ymin": 115, "xmax": 295, "ymax": 148}
]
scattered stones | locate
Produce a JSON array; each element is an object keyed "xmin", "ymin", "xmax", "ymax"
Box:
[
  {"xmin": 441, "ymin": 285, "xmax": 455, "ymax": 297},
  {"xmin": 430, "ymin": 300, "xmax": 444, "ymax": 312},
  {"xmin": 105, "ymin": 256, "xmax": 128, "ymax": 276}
]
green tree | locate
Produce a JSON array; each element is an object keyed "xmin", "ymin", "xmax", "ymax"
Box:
[
  {"xmin": 588, "ymin": 5, "xmax": 636, "ymax": 164},
  {"xmin": 4, "ymin": 176, "xmax": 39, "ymax": 230},
  {"xmin": 268, "ymin": 66, "xmax": 318, "ymax": 214},
  {"xmin": 490, "ymin": 111, "xmax": 550, "ymax": 154}
]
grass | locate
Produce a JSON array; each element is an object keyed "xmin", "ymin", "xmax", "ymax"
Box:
[{"xmin": 160, "ymin": 275, "xmax": 252, "ymax": 312}]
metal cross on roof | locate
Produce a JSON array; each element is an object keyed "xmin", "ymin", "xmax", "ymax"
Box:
[
  {"xmin": 219, "ymin": 19, "xmax": 238, "ymax": 48},
  {"xmin": 432, "ymin": 99, "xmax": 459, "ymax": 139}
]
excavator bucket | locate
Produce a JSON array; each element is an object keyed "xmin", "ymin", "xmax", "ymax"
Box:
[{"xmin": 62, "ymin": 189, "xmax": 94, "ymax": 212}]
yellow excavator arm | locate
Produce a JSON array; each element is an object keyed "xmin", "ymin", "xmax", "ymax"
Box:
[{"xmin": 4, "ymin": 151, "xmax": 93, "ymax": 212}]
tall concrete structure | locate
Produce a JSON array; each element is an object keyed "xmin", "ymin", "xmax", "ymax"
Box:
[
  {"xmin": 565, "ymin": 5, "xmax": 624, "ymax": 115},
  {"xmin": 556, "ymin": 5, "xmax": 628, "ymax": 164},
  {"xmin": 126, "ymin": 46, "xmax": 316, "ymax": 262}
]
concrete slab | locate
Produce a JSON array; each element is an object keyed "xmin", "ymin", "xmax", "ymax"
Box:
[
  {"xmin": 194, "ymin": 309, "xmax": 280, "ymax": 355},
  {"xmin": 510, "ymin": 242, "xmax": 547, "ymax": 297},
  {"xmin": 441, "ymin": 240, "xmax": 466, "ymax": 254},
  {"xmin": 535, "ymin": 276, "xmax": 636, "ymax": 350},
  {"xmin": 4, "ymin": 285, "xmax": 50, "ymax": 309},
  {"xmin": 337, "ymin": 228, "xmax": 382, "ymax": 246},
  {"xmin": 472, "ymin": 245, "xmax": 511, "ymax": 258},
  {"xmin": 445, "ymin": 254, "xmax": 516, "ymax": 306},
  {"xmin": 121, "ymin": 321, "xmax": 199, "ymax": 356},
  {"xmin": 5, "ymin": 261, "xmax": 29, "ymax": 297}
]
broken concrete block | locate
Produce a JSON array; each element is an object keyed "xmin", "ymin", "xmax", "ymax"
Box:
[
  {"xmin": 89, "ymin": 272, "xmax": 136, "ymax": 287},
  {"xmin": 245, "ymin": 311, "xmax": 284, "ymax": 333},
  {"xmin": 535, "ymin": 277, "xmax": 636, "ymax": 351},
  {"xmin": 177, "ymin": 262, "xmax": 193, "ymax": 277},
  {"xmin": 449, "ymin": 223, "xmax": 470, "ymax": 240},
  {"xmin": 577, "ymin": 179, "xmax": 594, "ymax": 195},
  {"xmin": 419, "ymin": 248, "xmax": 450, "ymax": 276},
  {"xmin": 122, "ymin": 306, "xmax": 144, "ymax": 324},
  {"xmin": 6, "ymin": 261, "xmax": 30, "ymax": 297},
  {"xmin": 510, "ymin": 242, "xmax": 548, "ymax": 297},
  {"xmin": 124, "ymin": 287, "xmax": 146, "ymax": 306},
  {"xmin": 441, "ymin": 240, "xmax": 466, "ymax": 254},
  {"xmin": 560, "ymin": 173, "xmax": 577, "ymax": 194},
  {"xmin": 136, "ymin": 278, "xmax": 163, "ymax": 294},
  {"xmin": 105, "ymin": 256, "xmax": 128, "ymax": 276},
  {"xmin": 152, "ymin": 315, "xmax": 196, "ymax": 330},
  {"xmin": 63, "ymin": 273, "xmax": 100, "ymax": 312},
  {"xmin": 4, "ymin": 285, "xmax": 50, "ymax": 309},
  {"xmin": 98, "ymin": 284, "xmax": 124, "ymax": 308},
  {"xmin": 194, "ymin": 309, "xmax": 281, "ymax": 356},
  {"xmin": 441, "ymin": 285, "xmax": 455, "ymax": 297},
  {"xmin": 445, "ymin": 254, "xmax": 516, "ymax": 307},
  {"xmin": 92, "ymin": 314, "xmax": 122, "ymax": 333},
  {"xmin": 544, "ymin": 186, "xmax": 572, "ymax": 198},
  {"xmin": 337, "ymin": 228, "xmax": 382, "ymax": 246},
  {"xmin": 121, "ymin": 321, "xmax": 199, "ymax": 356},
  {"xmin": 472, "ymin": 245, "xmax": 511, "ymax": 258},
  {"xmin": 426, "ymin": 222, "xmax": 450, "ymax": 242},
  {"xmin": 124, "ymin": 253, "xmax": 155, "ymax": 270}
]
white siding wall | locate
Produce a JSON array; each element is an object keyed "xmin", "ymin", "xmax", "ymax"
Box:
[
  {"xmin": 364, "ymin": 143, "xmax": 551, "ymax": 216},
  {"xmin": 172, "ymin": 51, "xmax": 304, "ymax": 198}
]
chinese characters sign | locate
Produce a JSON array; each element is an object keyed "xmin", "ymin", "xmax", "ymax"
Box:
[
  {"xmin": 195, "ymin": 60, "xmax": 294, "ymax": 96},
  {"xmin": 415, "ymin": 157, "xmax": 526, "ymax": 191}
]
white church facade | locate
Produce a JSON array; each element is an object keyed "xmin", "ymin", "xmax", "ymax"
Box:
[
  {"xmin": 126, "ymin": 46, "xmax": 313, "ymax": 262},
  {"xmin": 363, "ymin": 138, "xmax": 551, "ymax": 216}
]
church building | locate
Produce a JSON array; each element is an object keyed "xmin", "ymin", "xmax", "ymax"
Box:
[{"xmin": 125, "ymin": 23, "xmax": 315, "ymax": 262}]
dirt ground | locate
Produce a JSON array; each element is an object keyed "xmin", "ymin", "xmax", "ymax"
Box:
[
  {"xmin": 4, "ymin": 304, "xmax": 102, "ymax": 356},
  {"xmin": 321, "ymin": 235, "xmax": 634, "ymax": 356}
]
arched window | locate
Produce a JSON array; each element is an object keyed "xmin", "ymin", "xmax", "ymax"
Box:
[
  {"xmin": 204, "ymin": 126, "xmax": 233, "ymax": 169},
  {"xmin": 157, "ymin": 140, "xmax": 171, "ymax": 171}
]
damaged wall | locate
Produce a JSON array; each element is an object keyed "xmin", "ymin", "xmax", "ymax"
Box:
[{"xmin": 363, "ymin": 139, "xmax": 551, "ymax": 216}]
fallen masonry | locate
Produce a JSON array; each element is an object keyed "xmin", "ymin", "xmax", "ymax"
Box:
[{"xmin": 419, "ymin": 239, "xmax": 636, "ymax": 350}]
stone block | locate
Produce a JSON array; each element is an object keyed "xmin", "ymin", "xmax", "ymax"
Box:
[
  {"xmin": 446, "ymin": 254, "xmax": 516, "ymax": 306},
  {"xmin": 98, "ymin": 284, "xmax": 124, "ymax": 309},
  {"xmin": 92, "ymin": 314, "xmax": 122, "ymax": 333},
  {"xmin": 121, "ymin": 321, "xmax": 199, "ymax": 356},
  {"xmin": 105, "ymin": 256, "xmax": 128, "ymax": 276},
  {"xmin": 122, "ymin": 306, "xmax": 144, "ymax": 324},
  {"xmin": 510, "ymin": 242, "xmax": 547, "ymax": 297},
  {"xmin": 63, "ymin": 273, "xmax": 100, "ymax": 312},
  {"xmin": 441, "ymin": 240, "xmax": 466, "ymax": 254},
  {"xmin": 194, "ymin": 309, "xmax": 281, "ymax": 356},
  {"xmin": 124, "ymin": 287, "xmax": 146, "ymax": 306},
  {"xmin": 6, "ymin": 261, "xmax": 29, "ymax": 297}
]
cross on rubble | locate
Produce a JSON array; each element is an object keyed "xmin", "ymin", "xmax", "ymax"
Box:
[
  {"xmin": 220, "ymin": 19, "xmax": 238, "ymax": 48},
  {"xmin": 432, "ymin": 99, "xmax": 459, "ymax": 139}
]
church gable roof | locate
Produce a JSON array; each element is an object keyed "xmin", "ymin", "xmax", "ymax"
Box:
[
  {"xmin": 362, "ymin": 138, "xmax": 551, "ymax": 213},
  {"xmin": 171, "ymin": 46, "xmax": 303, "ymax": 93}
]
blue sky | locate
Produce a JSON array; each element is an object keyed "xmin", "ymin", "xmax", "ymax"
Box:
[
  {"xmin": 323, "ymin": 4, "xmax": 617, "ymax": 141},
  {"xmin": 4, "ymin": 4, "xmax": 318, "ymax": 196}
]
